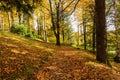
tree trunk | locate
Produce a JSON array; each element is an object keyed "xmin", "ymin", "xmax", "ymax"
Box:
[
  {"xmin": 1, "ymin": 14, "xmax": 4, "ymax": 31},
  {"xmin": 37, "ymin": 19, "xmax": 40, "ymax": 35},
  {"xmin": 62, "ymin": 30, "xmax": 65, "ymax": 43},
  {"xmin": 83, "ymin": 22, "xmax": 86, "ymax": 50},
  {"xmin": 82, "ymin": 7, "xmax": 87, "ymax": 50},
  {"xmin": 11, "ymin": 10, "xmax": 14, "ymax": 26},
  {"xmin": 18, "ymin": 12, "xmax": 22, "ymax": 24},
  {"xmin": 7, "ymin": 11, "xmax": 11, "ymax": 32},
  {"xmin": 56, "ymin": 33, "xmax": 60, "ymax": 45},
  {"xmin": 95, "ymin": 0, "xmax": 108, "ymax": 63},
  {"xmin": 92, "ymin": 14, "xmax": 96, "ymax": 53},
  {"xmin": 77, "ymin": 25, "xmax": 80, "ymax": 46},
  {"xmin": 42, "ymin": 15, "xmax": 47, "ymax": 42},
  {"xmin": 49, "ymin": 0, "xmax": 60, "ymax": 46},
  {"xmin": 56, "ymin": 3, "xmax": 60, "ymax": 46},
  {"xmin": 61, "ymin": 3, "xmax": 65, "ymax": 44},
  {"xmin": 37, "ymin": 13, "xmax": 42, "ymax": 35}
]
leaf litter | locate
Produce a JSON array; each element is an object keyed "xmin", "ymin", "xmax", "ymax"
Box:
[{"xmin": 0, "ymin": 33, "xmax": 120, "ymax": 80}]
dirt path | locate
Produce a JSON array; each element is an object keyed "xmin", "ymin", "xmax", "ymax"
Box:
[{"xmin": 36, "ymin": 47, "xmax": 120, "ymax": 80}]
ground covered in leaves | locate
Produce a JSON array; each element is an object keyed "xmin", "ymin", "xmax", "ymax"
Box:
[{"xmin": 0, "ymin": 32, "xmax": 120, "ymax": 80}]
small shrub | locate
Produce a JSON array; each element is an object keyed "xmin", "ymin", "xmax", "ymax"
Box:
[
  {"xmin": 25, "ymin": 31, "xmax": 39, "ymax": 39},
  {"xmin": 25, "ymin": 32, "xmax": 33, "ymax": 38},
  {"xmin": 11, "ymin": 23, "xmax": 40, "ymax": 39},
  {"xmin": 38, "ymin": 35, "xmax": 44, "ymax": 40},
  {"xmin": 11, "ymin": 23, "xmax": 28, "ymax": 36}
]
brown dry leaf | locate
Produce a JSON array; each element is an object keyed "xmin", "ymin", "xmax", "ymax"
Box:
[{"xmin": 0, "ymin": 33, "xmax": 120, "ymax": 80}]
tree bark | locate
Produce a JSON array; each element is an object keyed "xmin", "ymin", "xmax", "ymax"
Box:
[
  {"xmin": 95, "ymin": 0, "xmax": 108, "ymax": 63},
  {"xmin": 56, "ymin": 3, "xmax": 60, "ymax": 45},
  {"xmin": 83, "ymin": 21, "xmax": 86, "ymax": 50}
]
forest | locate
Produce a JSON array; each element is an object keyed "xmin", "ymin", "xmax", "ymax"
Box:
[{"xmin": 0, "ymin": 0, "xmax": 120, "ymax": 79}]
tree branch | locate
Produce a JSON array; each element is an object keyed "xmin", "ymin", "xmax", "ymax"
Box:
[
  {"xmin": 68, "ymin": 0, "xmax": 80, "ymax": 16},
  {"xmin": 62, "ymin": 0, "xmax": 75, "ymax": 12},
  {"xmin": 62, "ymin": 0, "xmax": 80, "ymax": 18}
]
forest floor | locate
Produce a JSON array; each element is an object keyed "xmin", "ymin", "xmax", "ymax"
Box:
[{"xmin": 0, "ymin": 32, "xmax": 120, "ymax": 80}]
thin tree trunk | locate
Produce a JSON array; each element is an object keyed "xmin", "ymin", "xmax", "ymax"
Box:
[
  {"xmin": 42, "ymin": 15, "xmax": 45, "ymax": 39},
  {"xmin": 62, "ymin": 30, "xmax": 65, "ymax": 43},
  {"xmin": 7, "ymin": 11, "xmax": 11, "ymax": 32},
  {"xmin": 61, "ymin": 2, "xmax": 65, "ymax": 43},
  {"xmin": 11, "ymin": 10, "xmax": 14, "ymax": 26},
  {"xmin": 95, "ymin": 0, "xmax": 108, "ymax": 63},
  {"xmin": 43, "ymin": 14, "xmax": 47, "ymax": 42},
  {"xmin": 18, "ymin": 12, "xmax": 22, "ymax": 24},
  {"xmin": 80, "ymin": 26, "xmax": 83, "ymax": 44},
  {"xmin": 83, "ymin": 22, "xmax": 86, "ymax": 50},
  {"xmin": 82, "ymin": 7, "xmax": 87, "ymax": 50},
  {"xmin": 37, "ymin": 13, "xmax": 42, "ymax": 35},
  {"xmin": 37, "ymin": 16, "xmax": 40, "ymax": 35},
  {"xmin": 1, "ymin": 14, "xmax": 4, "ymax": 31},
  {"xmin": 77, "ymin": 25, "xmax": 80, "ymax": 46},
  {"xmin": 92, "ymin": 14, "xmax": 96, "ymax": 53}
]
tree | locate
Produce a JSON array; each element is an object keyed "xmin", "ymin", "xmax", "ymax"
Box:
[
  {"xmin": 48, "ymin": 0, "xmax": 80, "ymax": 46},
  {"xmin": 0, "ymin": 0, "xmax": 15, "ymax": 31},
  {"xmin": 82, "ymin": 7, "xmax": 87, "ymax": 50},
  {"xmin": 88, "ymin": 1, "xmax": 96, "ymax": 53},
  {"xmin": 74, "ymin": 0, "xmax": 95, "ymax": 51},
  {"xmin": 95, "ymin": 0, "xmax": 108, "ymax": 63},
  {"xmin": 0, "ymin": 0, "xmax": 35, "ymax": 31}
]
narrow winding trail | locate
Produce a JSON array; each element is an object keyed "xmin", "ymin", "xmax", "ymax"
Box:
[
  {"xmin": 37, "ymin": 47, "xmax": 85, "ymax": 80},
  {"xmin": 36, "ymin": 47, "xmax": 120, "ymax": 80}
]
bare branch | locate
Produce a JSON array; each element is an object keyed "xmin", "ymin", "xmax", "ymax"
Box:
[
  {"xmin": 69, "ymin": 0, "xmax": 80, "ymax": 16},
  {"xmin": 106, "ymin": 3, "xmax": 113, "ymax": 16},
  {"xmin": 62, "ymin": 0, "xmax": 75, "ymax": 12},
  {"xmin": 40, "ymin": 4, "xmax": 50, "ymax": 12},
  {"xmin": 62, "ymin": 0, "xmax": 80, "ymax": 17}
]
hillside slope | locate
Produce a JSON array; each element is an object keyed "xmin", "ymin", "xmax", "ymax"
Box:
[{"xmin": 0, "ymin": 32, "xmax": 120, "ymax": 80}]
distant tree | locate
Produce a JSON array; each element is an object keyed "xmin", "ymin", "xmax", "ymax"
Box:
[
  {"xmin": 74, "ymin": 0, "xmax": 95, "ymax": 51},
  {"xmin": 88, "ymin": 2, "xmax": 96, "ymax": 53},
  {"xmin": 0, "ymin": 0, "xmax": 41, "ymax": 32},
  {"xmin": 48, "ymin": 0, "xmax": 80, "ymax": 45},
  {"xmin": 63, "ymin": 18, "xmax": 74, "ymax": 44}
]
